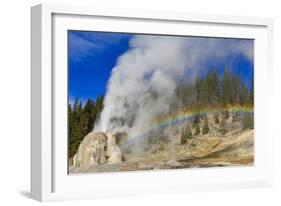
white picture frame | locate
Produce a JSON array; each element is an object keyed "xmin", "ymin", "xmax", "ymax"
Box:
[{"xmin": 31, "ymin": 3, "xmax": 274, "ymax": 202}]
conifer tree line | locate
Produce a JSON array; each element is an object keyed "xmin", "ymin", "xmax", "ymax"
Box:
[
  {"xmin": 178, "ymin": 68, "xmax": 254, "ymax": 144},
  {"xmin": 68, "ymin": 68, "xmax": 253, "ymax": 158},
  {"xmin": 176, "ymin": 68, "xmax": 254, "ymax": 108},
  {"xmin": 68, "ymin": 96, "xmax": 103, "ymax": 158}
]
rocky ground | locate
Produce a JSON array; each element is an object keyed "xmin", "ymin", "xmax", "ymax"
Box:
[{"xmin": 69, "ymin": 127, "xmax": 254, "ymax": 174}]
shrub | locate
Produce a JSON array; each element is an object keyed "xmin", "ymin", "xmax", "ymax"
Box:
[
  {"xmin": 194, "ymin": 123, "xmax": 200, "ymax": 135},
  {"xmin": 180, "ymin": 128, "xmax": 192, "ymax": 144},
  {"xmin": 193, "ymin": 114, "xmax": 200, "ymax": 126},
  {"xmin": 202, "ymin": 118, "xmax": 209, "ymax": 134},
  {"xmin": 223, "ymin": 110, "xmax": 229, "ymax": 119},
  {"xmin": 232, "ymin": 112, "xmax": 241, "ymax": 122},
  {"xmin": 220, "ymin": 117, "xmax": 227, "ymax": 135},
  {"xmin": 214, "ymin": 112, "xmax": 219, "ymax": 124}
]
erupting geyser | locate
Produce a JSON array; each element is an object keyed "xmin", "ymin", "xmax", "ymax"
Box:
[{"xmin": 94, "ymin": 35, "xmax": 253, "ymax": 141}]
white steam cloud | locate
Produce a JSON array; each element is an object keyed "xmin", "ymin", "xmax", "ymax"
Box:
[{"xmin": 94, "ymin": 35, "xmax": 253, "ymax": 139}]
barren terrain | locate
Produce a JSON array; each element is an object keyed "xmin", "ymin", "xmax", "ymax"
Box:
[{"xmin": 69, "ymin": 113, "xmax": 254, "ymax": 174}]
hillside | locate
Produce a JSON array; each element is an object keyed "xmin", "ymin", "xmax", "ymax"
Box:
[{"xmin": 69, "ymin": 110, "xmax": 254, "ymax": 174}]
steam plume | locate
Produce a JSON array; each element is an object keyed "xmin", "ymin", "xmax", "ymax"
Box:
[{"xmin": 94, "ymin": 35, "xmax": 253, "ymax": 140}]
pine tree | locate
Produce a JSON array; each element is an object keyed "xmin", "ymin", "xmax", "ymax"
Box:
[
  {"xmin": 232, "ymin": 76, "xmax": 241, "ymax": 103},
  {"xmin": 195, "ymin": 76, "xmax": 202, "ymax": 105},
  {"xmin": 211, "ymin": 69, "xmax": 220, "ymax": 104},
  {"xmin": 204, "ymin": 70, "xmax": 220, "ymax": 104},
  {"xmin": 68, "ymin": 96, "xmax": 104, "ymax": 158},
  {"xmin": 221, "ymin": 69, "xmax": 235, "ymax": 105},
  {"xmin": 194, "ymin": 123, "xmax": 200, "ymax": 135},
  {"xmin": 92, "ymin": 96, "xmax": 104, "ymax": 123},
  {"xmin": 68, "ymin": 98, "xmax": 84, "ymax": 158},
  {"xmin": 239, "ymin": 82, "xmax": 249, "ymax": 105},
  {"xmin": 83, "ymin": 99, "xmax": 95, "ymax": 132},
  {"xmin": 249, "ymin": 78, "xmax": 254, "ymax": 105},
  {"xmin": 193, "ymin": 114, "xmax": 200, "ymax": 127}
]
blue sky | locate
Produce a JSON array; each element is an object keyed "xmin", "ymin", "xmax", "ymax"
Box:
[
  {"xmin": 68, "ymin": 31, "xmax": 131, "ymax": 104},
  {"xmin": 68, "ymin": 31, "xmax": 253, "ymax": 104}
]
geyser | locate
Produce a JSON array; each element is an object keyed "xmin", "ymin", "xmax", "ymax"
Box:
[
  {"xmin": 94, "ymin": 35, "xmax": 253, "ymax": 141},
  {"xmin": 73, "ymin": 132, "xmax": 122, "ymax": 168}
]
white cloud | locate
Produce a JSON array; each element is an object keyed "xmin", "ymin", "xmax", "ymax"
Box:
[{"xmin": 69, "ymin": 32, "xmax": 130, "ymax": 62}]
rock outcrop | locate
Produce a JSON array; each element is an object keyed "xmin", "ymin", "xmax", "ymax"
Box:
[
  {"xmin": 106, "ymin": 133, "xmax": 122, "ymax": 163},
  {"xmin": 73, "ymin": 132, "xmax": 122, "ymax": 168}
]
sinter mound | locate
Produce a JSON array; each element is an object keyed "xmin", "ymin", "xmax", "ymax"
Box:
[{"xmin": 73, "ymin": 132, "xmax": 122, "ymax": 168}]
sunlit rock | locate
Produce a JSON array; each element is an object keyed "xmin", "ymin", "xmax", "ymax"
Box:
[{"xmin": 73, "ymin": 132, "xmax": 122, "ymax": 168}]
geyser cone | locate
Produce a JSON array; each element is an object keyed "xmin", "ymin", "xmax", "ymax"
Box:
[{"xmin": 73, "ymin": 132, "xmax": 122, "ymax": 168}]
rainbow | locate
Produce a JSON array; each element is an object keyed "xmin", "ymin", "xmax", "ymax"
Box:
[
  {"xmin": 120, "ymin": 105, "xmax": 254, "ymax": 146},
  {"xmin": 152, "ymin": 104, "xmax": 253, "ymax": 130}
]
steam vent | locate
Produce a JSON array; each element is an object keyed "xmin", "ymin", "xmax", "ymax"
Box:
[{"xmin": 73, "ymin": 132, "xmax": 122, "ymax": 168}]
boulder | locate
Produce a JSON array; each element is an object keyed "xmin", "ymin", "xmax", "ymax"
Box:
[
  {"xmin": 166, "ymin": 160, "xmax": 182, "ymax": 167},
  {"xmin": 73, "ymin": 132, "xmax": 122, "ymax": 168}
]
